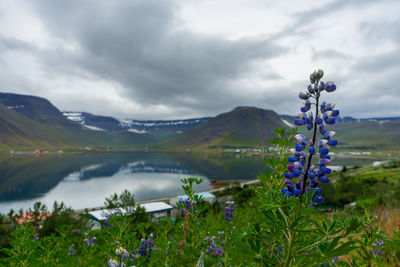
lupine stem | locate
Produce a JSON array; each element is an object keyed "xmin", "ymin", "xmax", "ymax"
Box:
[{"xmin": 300, "ymin": 83, "xmax": 320, "ymax": 200}]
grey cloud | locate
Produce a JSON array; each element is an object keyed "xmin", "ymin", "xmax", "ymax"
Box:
[
  {"xmin": 29, "ymin": 0, "xmax": 285, "ymax": 119},
  {"xmin": 0, "ymin": 35, "xmax": 35, "ymax": 51},
  {"xmin": 311, "ymin": 48, "xmax": 347, "ymax": 61}
]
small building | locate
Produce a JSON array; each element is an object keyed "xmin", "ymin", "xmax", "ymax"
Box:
[
  {"xmin": 170, "ymin": 192, "xmax": 216, "ymax": 207},
  {"xmin": 373, "ymin": 161, "xmax": 382, "ymax": 167},
  {"xmin": 88, "ymin": 208, "xmax": 124, "ymax": 222},
  {"xmin": 139, "ymin": 202, "xmax": 173, "ymax": 220},
  {"xmin": 88, "ymin": 202, "xmax": 173, "ymax": 223},
  {"xmin": 328, "ymin": 165, "xmax": 343, "ymax": 172}
]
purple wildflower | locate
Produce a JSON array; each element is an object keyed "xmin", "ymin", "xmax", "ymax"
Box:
[
  {"xmin": 108, "ymin": 259, "xmax": 119, "ymax": 267},
  {"xmin": 203, "ymin": 236, "xmax": 224, "ymax": 258},
  {"xmin": 68, "ymin": 246, "xmax": 75, "ymax": 255},
  {"xmin": 283, "ymin": 70, "xmax": 339, "ymax": 204},
  {"xmin": 373, "ymin": 239, "xmax": 384, "ymax": 256},
  {"xmin": 222, "ymin": 201, "xmax": 235, "ymax": 221},
  {"xmin": 34, "ymin": 234, "xmax": 39, "ymax": 242},
  {"xmin": 177, "ymin": 197, "xmax": 197, "ymax": 216},
  {"xmin": 84, "ymin": 238, "xmax": 91, "ymax": 248},
  {"xmin": 137, "ymin": 238, "xmax": 155, "ymax": 257},
  {"xmin": 104, "ymin": 212, "xmax": 116, "ymax": 227}
]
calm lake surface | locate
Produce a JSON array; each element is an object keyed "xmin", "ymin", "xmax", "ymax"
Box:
[{"xmin": 0, "ymin": 152, "xmax": 379, "ymax": 214}]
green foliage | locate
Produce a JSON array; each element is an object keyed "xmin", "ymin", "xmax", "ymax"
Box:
[{"xmin": 1, "ymin": 127, "xmax": 400, "ymax": 266}]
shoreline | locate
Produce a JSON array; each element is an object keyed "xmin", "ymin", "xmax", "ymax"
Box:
[{"xmin": 73, "ymin": 178, "xmax": 260, "ymax": 214}]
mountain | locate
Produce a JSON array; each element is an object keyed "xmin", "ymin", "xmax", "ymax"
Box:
[
  {"xmin": 0, "ymin": 93, "xmax": 158, "ymax": 150},
  {"xmin": 327, "ymin": 120, "xmax": 400, "ymax": 150},
  {"xmin": 63, "ymin": 112, "xmax": 123, "ymax": 131},
  {"xmin": 120, "ymin": 117, "xmax": 212, "ymax": 133},
  {"xmin": 166, "ymin": 107, "xmax": 285, "ymax": 148},
  {"xmin": 62, "ymin": 111, "xmax": 211, "ymax": 133},
  {"xmin": 0, "ymin": 93, "xmax": 81, "ymax": 130}
]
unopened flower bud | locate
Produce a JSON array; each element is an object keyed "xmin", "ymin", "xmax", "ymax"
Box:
[
  {"xmin": 299, "ymin": 92, "xmax": 310, "ymax": 100},
  {"xmin": 315, "ymin": 69, "xmax": 324, "ymax": 79},
  {"xmin": 318, "ymin": 81, "xmax": 325, "ymax": 92},
  {"xmin": 308, "ymin": 84, "xmax": 316, "ymax": 94}
]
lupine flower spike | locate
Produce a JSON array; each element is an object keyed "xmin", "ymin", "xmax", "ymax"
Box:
[
  {"xmin": 282, "ymin": 69, "xmax": 339, "ymax": 204},
  {"xmin": 222, "ymin": 201, "xmax": 235, "ymax": 221}
]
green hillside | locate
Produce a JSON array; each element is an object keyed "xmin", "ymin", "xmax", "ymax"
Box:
[
  {"xmin": 165, "ymin": 107, "xmax": 285, "ymax": 149},
  {"xmin": 0, "ymin": 103, "xmax": 158, "ymax": 151}
]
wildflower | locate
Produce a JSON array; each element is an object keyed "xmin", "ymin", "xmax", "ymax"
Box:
[
  {"xmin": 84, "ymin": 238, "xmax": 91, "ymax": 248},
  {"xmin": 268, "ymin": 246, "xmax": 283, "ymax": 256},
  {"xmin": 373, "ymin": 239, "xmax": 384, "ymax": 256},
  {"xmin": 284, "ymin": 70, "xmax": 339, "ymax": 204},
  {"xmin": 108, "ymin": 259, "xmax": 119, "ymax": 267},
  {"xmin": 68, "ymin": 246, "xmax": 75, "ymax": 255},
  {"xmin": 203, "ymin": 236, "xmax": 224, "ymax": 258},
  {"xmin": 177, "ymin": 197, "xmax": 197, "ymax": 215},
  {"xmin": 116, "ymin": 247, "xmax": 129, "ymax": 260},
  {"xmin": 222, "ymin": 201, "xmax": 235, "ymax": 221},
  {"xmin": 325, "ymin": 81, "xmax": 336, "ymax": 92},
  {"xmin": 137, "ymin": 238, "xmax": 155, "ymax": 257},
  {"xmin": 91, "ymin": 236, "xmax": 97, "ymax": 243},
  {"xmin": 104, "ymin": 212, "xmax": 116, "ymax": 227},
  {"xmin": 34, "ymin": 234, "xmax": 39, "ymax": 242}
]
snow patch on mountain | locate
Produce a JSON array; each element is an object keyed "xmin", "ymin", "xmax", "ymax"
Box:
[
  {"xmin": 282, "ymin": 119, "xmax": 294, "ymax": 128},
  {"xmin": 83, "ymin": 125, "xmax": 106, "ymax": 131},
  {"xmin": 63, "ymin": 112, "xmax": 84, "ymax": 124},
  {"xmin": 128, "ymin": 129, "xmax": 147, "ymax": 134}
]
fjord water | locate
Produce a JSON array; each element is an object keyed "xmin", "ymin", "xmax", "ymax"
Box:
[
  {"xmin": 0, "ymin": 152, "xmax": 378, "ymax": 214},
  {"xmin": 0, "ymin": 152, "xmax": 268, "ymax": 214}
]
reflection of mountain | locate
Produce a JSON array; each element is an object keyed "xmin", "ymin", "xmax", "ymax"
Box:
[
  {"xmin": 64, "ymin": 161, "xmax": 198, "ymax": 183},
  {"xmin": 0, "ymin": 152, "xmax": 267, "ymax": 203}
]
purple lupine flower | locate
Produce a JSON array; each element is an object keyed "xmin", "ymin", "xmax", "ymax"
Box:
[
  {"xmin": 177, "ymin": 197, "xmax": 198, "ymax": 216},
  {"xmin": 91, "ymin": 236, "xmax": 97, "ymax": 243},
  {"xmin": 34, "ymin": 234, "xmax": 39, "ymax": 242},
  {"xmin": 68, "ymin": 246, "xmax": 75, "ymax": 255},
  {"xmin": 222, "ymin": 201, "xmax": 235, "ymax": 221},
  {"xmin": 268, "ymin": 246, "xmax": 283, "ymax": 256},
  {"xmin": 299, "ymin": 92, "xmax": 310, "ymax": 100},
  {"xmin": 108, "ymin": 258, "xmax": 119, "ymax": 267},
  {"xmin": 104, "ymin": 212, "xmax": 116, "ymax": 227},
  {"xmin": 137, "ymin": 238, "xmax": 155, "ymax": 257},
  {"xmin": 284, "ymin": 70, "xmax": 338, "ymax": 204},
  {"xmin": 84, "ymin": 238, "xmax": 90, "ymax": 248},
  {"xmin": 331, "ymin": 256, "xmax": 339, "ymax": 264},
  {"xmin": 203, "ymin": 236, "xmax": 224, "ymax": 258},
  {"xmin": 373, "ymin": 239, "xmax": 384, "ymax": 256},
  {"xmin": 325, "ymin": 81, "xmax": 336, "ymax": 92}
]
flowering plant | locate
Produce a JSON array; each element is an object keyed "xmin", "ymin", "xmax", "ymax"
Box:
[
  {"xmin": 242, "ymin": 70, "xmax": 362, "ymax": 266},
  {"xmin": 283, "ymin": 69, "xmax": 339, "ymax": 203}
]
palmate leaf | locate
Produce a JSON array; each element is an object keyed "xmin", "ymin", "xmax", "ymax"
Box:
[
  {"xmin": 247, "ymin": 238, "xmax": 261, "ymax": 254},
  {"xmin": 345, "ymin": 217, "xmax": 363, "ymax": 235},
  {"xmin": 229, "ymin": 223, "xmax": 250, "ymax": 242},
  {"xmin": 329, "ymin": 241, "xmax": 358, "ymax": 257},
  {"xmin": 260, "ymin": 210, "xmax": 282, "ymax": 229}
]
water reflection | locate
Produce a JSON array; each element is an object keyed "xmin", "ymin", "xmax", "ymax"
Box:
[
  {"xmin": 0, "ymin": 152, "xmax": 266, "ymax": 213},
  {"xmin": 0, "ymin": 152, "xmax": 379, "ymax": 214}
]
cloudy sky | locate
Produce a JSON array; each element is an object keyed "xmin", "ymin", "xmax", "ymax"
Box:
[{"xmin": 0, "ymin": 0, "xmax": 399, "ymax": 120}]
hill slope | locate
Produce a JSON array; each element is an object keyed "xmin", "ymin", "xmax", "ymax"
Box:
[
  {"xmin": 0, "ymin": 93, "xmax": 81, "ymax": 130},
  {"xmin": 167, "ymin": 107, "xmax": 285, "ymax": 148},
  {"xmin": 0, "ymin": 94, "xmax": 157, "ymax": 151}
]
